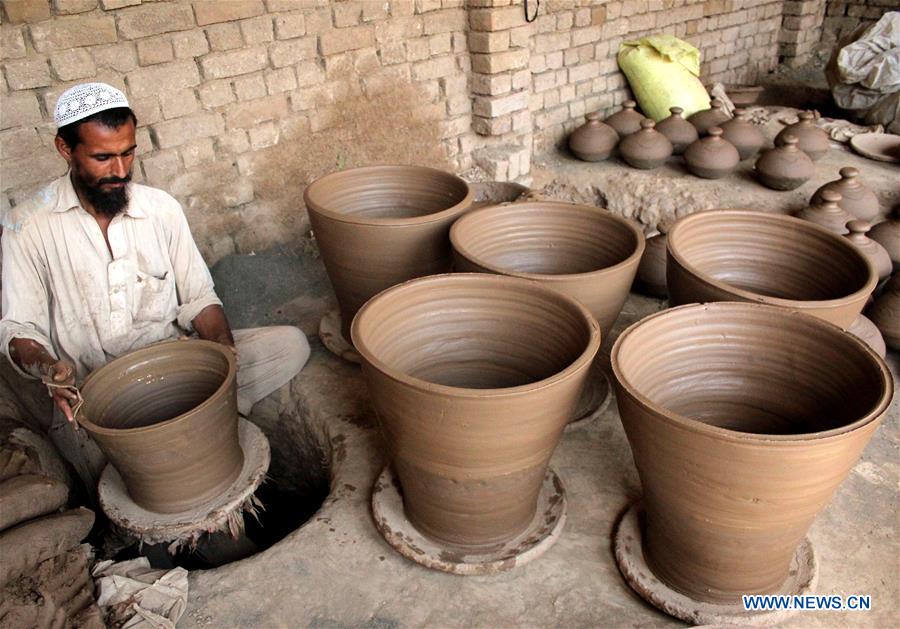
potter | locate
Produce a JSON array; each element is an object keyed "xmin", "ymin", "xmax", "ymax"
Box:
[{"xmin": 0, "ymin": 83, "xmax": 311, "ymax": 503}]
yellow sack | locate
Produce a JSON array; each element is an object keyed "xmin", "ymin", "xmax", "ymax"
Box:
[{"xmin": 617, "ymin": 35, "xmax": 710, "ymax": 121}]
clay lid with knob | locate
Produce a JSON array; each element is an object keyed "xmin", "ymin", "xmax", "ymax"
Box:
[
  {"xmin": 733, "ymin": 108, "xmax": 749, "ymax": 119},
  {"xmin": 707, "ymin": 127, "xmax": 725, "ymax": 138},
  {"xmin": 623, "ymin": 100, "xmax": 637, "ymax": 110},
  {"xmin": 846, "ymin": 220, "xmax": 892, "ymax": 281},
  {"xmin": 669, "ymin": 106, "xmax": 684, "ymax": 117},
  {"xmin": 819, "ymin": 189, "xmax": 843, "ymax": 206},
  {"xmin": 798, "ymin": 111, "xmax": 815, "ymax": 122},
  {"xmin": 586, "ymin": 111, "xmax": 601, "ymax": 122},
  {"xmin": 838, "ymin": 166, "xmax": 863, "ymax": 186},
  {"xmin": 639, "ymin": 119, "xmax": 655, "ymax": 130},
  {"xmin": 781, "ymin": 135, "xmax": 800, "ymax": 149}
]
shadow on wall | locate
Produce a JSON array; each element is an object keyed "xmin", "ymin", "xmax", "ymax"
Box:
[{"xmin": 187, "ymin": 77, "xmax": 452, "ymax": 264}]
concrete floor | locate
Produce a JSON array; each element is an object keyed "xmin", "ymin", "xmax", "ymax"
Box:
[{"xmin": 185, "ymin": 127, "xmax": 900, "ymax": 627}]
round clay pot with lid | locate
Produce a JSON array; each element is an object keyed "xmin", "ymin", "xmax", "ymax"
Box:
[
  {"xmin": 810, "ymin": 167, "xmax": 880, "ymax": 222},
  {"xmin": 655, "ymin": 107, "xmax": 698, "ymax": 155},
  {"xmin": 305, "ymin": 165, "xmax": 474, "ymax": 342},
  {"xmin": 687, "ymin": 98, "xmax": 731, "ymax": 135},
  {"xmin": 619, "ymin": 119, "xmax": 673, "ymax": 170},
  {"xmin": 351, "ymin": 273, "xmax": 600, "ymax": 550},
  {"xmin": 666, "ymin": 209, "xmax": 877, "ymax": 328},
  {"xmin": 611, "ymin": 301, "xmax": 892, "ymax": 603},
  {"xmin": 775, "ymin": 111, "xmax": 830, "ymax": 161},
  {"xmin": 844, "ymin": 220, "xmax": 892, "ymax": 282},
  {"xmin": 719, "ymin": 108, "xmax": 765, "ymax": 160},
  {"xmin": 683, "ymin": 127, "xmax": 740, "ymax": 179},
  {"xmin": 604, "ymin": 100, "xmax": 645, "ymax": 138},
  {"xmin": 78, "ymin": 340, "xmax": 242, "ymax": 514},
  {"xmin": 795, "ymin": 189, "xmax": 853, "ymax": 235},
  {"xmin": 568, "ymin": 111, "xmax": 619, "ymax": 162},
  {"xmin": 866, "ymin": 274, "xmax": 900, "ymax": 351},
  {"xmin": 868, "ymin": 208, "xmax": 900, "ymax": 272},
  {"xmin": 754, "ymin": 135, "xmax": 815, "ymax": 190}
]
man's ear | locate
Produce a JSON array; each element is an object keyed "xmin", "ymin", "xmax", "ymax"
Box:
[{"xmin": 54, "ymin": 135, "xmax": 73, "ymax": 163}]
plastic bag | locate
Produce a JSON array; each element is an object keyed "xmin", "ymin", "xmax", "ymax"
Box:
[{"xmin": 617, "ymin": 35, "xmax": 710, "ymax": 121}]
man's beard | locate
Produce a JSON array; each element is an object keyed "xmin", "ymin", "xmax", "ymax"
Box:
[{"xmin": 72, "ymin": 168, "xmax": 132, "ymax": 217}]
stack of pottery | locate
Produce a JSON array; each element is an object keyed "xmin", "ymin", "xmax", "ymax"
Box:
[
  {"xmin": 351, "ymin": 274, "xmax": 600, "ymax": 550},
  {"xmin": 810, "ymin": 167, "xmax": 880, "ymax": 221},
  {"xmin": 666, "ymin": 210, "xmax": 876, "ymax": 328},
  {"xmin": 867, "ymin": 274, "xmax": 900, "ymax": 351},
  {"xmin": 655, "ymin": 107, "xmax": 698, "ymax": 155},
  {"xmin": 683, "ymin": 127, "xmax": 740, "ymax": 179},
  {"xmin": 687, "ymin": 98, "xmax": 730, "ymax": 135},
  {"xmin": 775, "ymin": 111, "xmax": 830, "ymax": 161},
  {"xmin": 611, "ymin": 302, "xmax": 892, "ymax": 604},
  {"xmin": 568, "ymin": 112, "xmax": 619, "ymax": 162},
  {"xmin": 634, "ymin": 222, "xmax": 670, "ymax": 298},
  {"xmin": 79, "ymin": 341, "xmax": 242, "ymax": 513},
  {"xmin": 869, "ymin": 208, "xmax": 900, "ymax": 271},
  {"xmin": 619, "ymin": 119, "xmax": 673, "ymax": 169},
  {"xmin": 604, "ymin": 100, "xmax": 645, "ymax": 137},
  {"xmin": 755, "ymin": 136, "xmax": 814, "ymax": 191},
  {"xmin": 719, "ymin": 108, "xmax": 765, "ymax": 160},
  {"xmin": 844, "ymin": 220, "xmax": 892, "ymax": 282},
  {"xmin": 305, "ymin": 165, "xmax": 474, "ymax": 342},
  {"xmin": 795, "ymin": 189, "xmax": 853, "ymax": 235}
]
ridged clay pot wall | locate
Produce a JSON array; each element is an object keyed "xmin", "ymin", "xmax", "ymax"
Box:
[
  {"xmin": 666, "ymin": 210, "xmax": 876, "ymax": 328},
  {"xmin": 449, "ymin": 201, "xmax": 645, "ymax": 337},
  {"xmin": 79, "ymin": 341, "xmax": 241, "ymax": 514},
  {"xmin": 612, "ymin": 302, "xmax": 892, "ymax": 603},
  {"xmin": 351, "ymin": 274, "xmax": 600, "ymax": 549},
  {"xmin": 304, "ymin": 165, "xmax": 474, "ymax": 341}
]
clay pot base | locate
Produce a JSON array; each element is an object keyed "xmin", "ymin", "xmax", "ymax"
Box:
[
  {"xmin": 613, "ymin": 501, "xmax": 818, "ymax": 626},
  {"xmin": 371, "ymin": 465, "xmax": 567, "ymax": 576},
  {"xmin": 565, "ymin": 366, "xmax": 612, "ymax": 431},
  {"xmin": 318, "ymin": 309, "xmax": 360, "ymax": 364},
  {"xmin": 99, "ymin": 418, "xmax": 270, "ymax": 548}
]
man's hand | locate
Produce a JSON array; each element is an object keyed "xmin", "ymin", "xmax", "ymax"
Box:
[
  {"xmin": 191, "ymin": 304, "xmax": 239, "ymax": 364},
  {"xmin": 42, "ymin": 359, "xmax": 80, "ymax": 425}
]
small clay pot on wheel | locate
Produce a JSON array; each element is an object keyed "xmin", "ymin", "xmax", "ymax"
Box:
[
  {"xmin": 569, "ymin": 112, "xmax": 618, "ymax": 162},
  {"xmin": 611, "ymin": 302, "xmax": 892, "ymax": 603},
  {"xmin": 655, "ymin": 107, "xmax": 698, "ymax": 155},
  {"xmin": 683, "ymin": 127, "xmax": 740, "ymax": 179},
  {"xmin": 775, "ymin": 111, "xmax": 830, "ymax": 161},
  {"xmin": 619, "ymin": 119, "xmax": 673, "ymax": 170},
  {"xmin": 755, "ymin": 136, "xmax": 815, "ymax": 191},
  {"xmin": 79, "ymin": 341, "xmax": 241, "ymax": 514}
]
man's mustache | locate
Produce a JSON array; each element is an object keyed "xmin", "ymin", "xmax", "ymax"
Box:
[{"xmin": 97, "ymin": 174, "xmax": 131, "ymax": 185}]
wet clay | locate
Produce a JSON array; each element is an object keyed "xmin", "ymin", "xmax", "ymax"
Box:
[
  {"xmin": 350, "ymin": 273, "xmax": 600, "ymax": 550},
  {"xmin": 79, "ymin": 340, "xmax": 242, "ymax": 514},
  {"xmin": 611, "ymin": 302, "xmax": 893, "ymax": 603},
  {"xmin": 450, "ymin": 201, "xmax": 645, "ymax": 337},
  {"xmin": 754, "ymin": 136, "xmax": 815, "ymax": 191},
  {"xmin": 305, "ymin": 165, "xmax": 474, "ymax": 341},
  {"xmin": 666, "ymin": 210, "xmax": 876, "ymax": 328},
  {"xmin": 810, "ymin": 167, "xmax": 880, "ymax": 222}
]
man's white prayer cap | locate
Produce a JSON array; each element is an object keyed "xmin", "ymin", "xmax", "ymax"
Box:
[{"xmin": 54, "ymin": 82, "xmax": 130, "ymax": 128}]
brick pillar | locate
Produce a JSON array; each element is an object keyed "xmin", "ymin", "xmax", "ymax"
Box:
[
  {"xmin": 778, "ymin": 0, "xmax": 827, "ymax": 67},
  {"xmin": 467, "ymin": 0, "xmax": 533, "ymax": 181}
]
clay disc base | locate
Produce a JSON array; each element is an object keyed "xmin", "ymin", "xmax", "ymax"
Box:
[
  {"xmin": 371, "ymin": 465, "xmax": 567, "ymax": 576},
  {"xmin": 565, "ymin": 365, "xmax": 612, "ymax": 431},
  {"xmin": 613, "ymin": 501, "xmax": 818, "ymax": 626},
  {"xmin": 318, "ymin": 309, "xmax": 361, "ymax": 364},
  {"xmin": 99, "ymin": 418, "xmax": 271, "ymax": 545}
]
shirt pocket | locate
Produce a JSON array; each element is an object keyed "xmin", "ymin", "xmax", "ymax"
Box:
[{"xmin": 132, "ymin": 270, "xmax": 176, "ymax": 323}]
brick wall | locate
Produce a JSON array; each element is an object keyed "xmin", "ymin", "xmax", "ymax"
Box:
[
  {"xmin": 0, "ymin": 0, "xmax": 855, "ymax": 262},
  {"xmin": 821, "ymin": 1, "xmax": 894, "ymax": 44}
]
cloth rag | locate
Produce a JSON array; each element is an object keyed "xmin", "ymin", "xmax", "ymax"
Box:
[{"xmin": 92, "ymin": 558, "xmax": 188, "ymax": 629}]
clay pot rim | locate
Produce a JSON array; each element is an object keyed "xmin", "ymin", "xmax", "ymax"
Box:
[
  {"xmin": 667, "ymin": 209, "xmax": 878, "ymax": 310},
  {"xmin": 611, "ymin": 302, "xmax": 893, "ymax": 443},
  {"xmin": 78, "ymin": 340, "xmax": 237, "ymax": 436},
  {"xmin": 449, "ymin": 201, "xmax": 646, "ymax": 282},
  {"xmin": 303, "ymin": 164, "xmax": 474, "ymax": 227},
  {"xmin": 351, "ymin": 273, "xmax": 601, "ymax": 398}
]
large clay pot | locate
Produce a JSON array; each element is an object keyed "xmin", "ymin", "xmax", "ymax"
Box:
[
  {"xmin": 604, "ymin": 100, "xmax": 645, "ymax": 137},
  {"xmin": 450, "ymin": 201, "xmax": 645, "ymax": 337},
  {"xmin": 844, "ymin": 220, "xmax": 892, "ymax": 282},
  {"xmin": 611, "ymin": 302, "xmax": 892, "ymax": 603},
  {"xmin": 351, "ymin": 273, "xmax": 600, "ymax": 549},
  {"xmin": 810, "ymin": 166, "xmax": 880, "ymax": 222},
  {"xmin": 634, "ymin": 224, "xmax": 668, "ymax": 298},
  {"xmin": 305, "ymin": 165, "xmax": 474, "ymax": 341},
  {"xmin": 687, "ymin": 98, "xmax": 730, "ymax": 135},
  {"xmin": 775, "ymin": 111, "xmax": 830, "ymax": 161},
  {"xmin": 619, "ymin": 119, "xmax": 673, "ymax": 170},
  {"xmin": 79, "ymin": 341, "xmax": 241, "ymax": 514},
  {"xmin": 867, "ymin": 274, "xmax": 900, "ymax": 351},
  {"xmin": 683, "ymin": 127, "xmax": 739, "ymax": 179},
  {"xmin": 569, "ymin": 112, "xmax": 618, "ymax": 161},
  {"xmin": 795, "ymin": 189, "xmax": 853, "ymax": 235},
  {"xmin": 754, "ymin": 136, "xmax": 815, "ymax": 190},
  {"xmin": 719, "ymin": 108, "xmax": 764, "ymax": 160},
  {"xmin": 655, "ymin": 106, "xmax": 698, "ymax": 155},
  {"xmin": 666, "ymin": 210, "xmax": 877, "ymax": 328},
  {"xmin": 869, "ymin": 209, "xmax": 900, "ymax": 272}
]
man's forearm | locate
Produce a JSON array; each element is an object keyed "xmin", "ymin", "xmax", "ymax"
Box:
[
  {"xmin": 9, "ymin": 338, "xmax": 57, "ymax": 378},
  {"xmin": 191, "ymin": 304, "xmax": 235, "ymax": 347}
]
